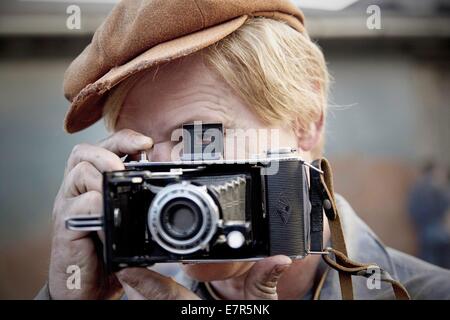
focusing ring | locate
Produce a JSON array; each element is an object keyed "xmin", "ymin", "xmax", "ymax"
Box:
[{"xmin": 148, "ymin": 182, "xmax": 219, "ymax": 255}]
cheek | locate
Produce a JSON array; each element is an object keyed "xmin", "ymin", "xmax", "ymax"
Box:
[{"xmin": 181, "ymin": 262, "xmax": 253, "ymax": 282}]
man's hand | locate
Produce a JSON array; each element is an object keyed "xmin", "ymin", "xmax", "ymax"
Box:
[
  {"xmin": 243, "ymin": 255, "xmax": 292, "ymax": 299},
  {"xmin": 49, "ymin": 127, "xmax": 290, "ymax": 300},
  {"xmin": 116, "ymin": 255, "xmax": 292, "ymax": 300},
  {"xmin": 48, "ymin": 129, "xmax": 153, "ymax": 299}
]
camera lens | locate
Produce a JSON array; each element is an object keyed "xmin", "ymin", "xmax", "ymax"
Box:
[
  {"xmin": 160, "ymin": 199, "xmax": 203, "ymax": 240},
  {"xmin": 148, "ymin": 182, "xmax": 219, "ymax": 255}
]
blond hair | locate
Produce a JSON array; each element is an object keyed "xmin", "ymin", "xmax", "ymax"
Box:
[{"xmin": 103, "ymin": 17, "xmax": 329, "ymax": 156}]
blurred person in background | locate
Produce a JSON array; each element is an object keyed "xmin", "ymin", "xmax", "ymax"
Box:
[{"xmin": 408, "ymin": 161, "xmax": 450, "ymax": 269}]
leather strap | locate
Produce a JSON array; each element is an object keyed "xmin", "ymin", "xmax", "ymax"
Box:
[
  {"xmin": 311, "ymin": 158, "xmax": 354, "ymax": 300},
  {"xmin": 311, "ymin": 158, "xmax": 411, "ymax": 300},
  {"xmin": 323, "ymin": 248, "xmax": 411, "ymax": 300},
  {"xmin": 313, "ymin": 267, "xmax": 330, "ymax": 300}
]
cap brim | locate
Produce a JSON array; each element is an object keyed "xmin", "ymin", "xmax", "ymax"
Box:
[{"xmin": 64, "ymin": 15, "xmax": 248, "ymax": 133}]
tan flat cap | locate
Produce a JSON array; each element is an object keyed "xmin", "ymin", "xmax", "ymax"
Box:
[{"xmin": 63, "ymin": 0, "xmax": 305, "ymax": 133}]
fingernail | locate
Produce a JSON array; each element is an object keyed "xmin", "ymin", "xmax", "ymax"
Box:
[
  {"xmin": 133, "ymin": 135, "xmax": 153, "ymax": 146},
  {"xmin": 121, "ymin": 282, "xmax": 146, "ymax": 300},
  {"xmin": 269, "ymin": 264, "xmax": 291, "ymax": 282}
]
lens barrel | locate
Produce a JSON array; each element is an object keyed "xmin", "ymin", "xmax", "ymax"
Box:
[
  {"xmin": 148, "ymin": 182, "xmax": 219, "ymax": 254},
  {"xmin": 160, "ymin": 198, "xmax": 203, "ymax": 240}
]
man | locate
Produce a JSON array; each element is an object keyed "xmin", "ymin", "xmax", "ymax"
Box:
[
  {"xmin": 408, "ymin": 162, "xmax": 450, "ymax": 268},
  {"xmin": 37, "ymin": 0, "xmax": 450, "ymax": 300}
]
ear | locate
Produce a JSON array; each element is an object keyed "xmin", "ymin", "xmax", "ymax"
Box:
[{"xmin": 294, "ymin": 112, "xmax": 324, "ymax": 152}]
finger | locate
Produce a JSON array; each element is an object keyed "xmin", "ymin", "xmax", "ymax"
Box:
[
  {"xmin": 97, "ymin": 230, "xmax": 106, "ymax": 246},
  {"xmin": 244, "ymin": 255, "xmax": 292, "ymax": 300},
  {"xmin": 116, "ymin": 268, "xmax": 200, "ymax": 300},
  {"xmin": 64, "ymin": 190, "xmax": 103, "ymax": 218},
  {"xmin": 63, "ymin": 161, "xmax": 102, "ymax": 197},
  {"xmin": 120, "ymin": 282, "xmax": 147, "ymax": 300},
  {"xmin": 56, "ymin": 191, "xmax": 103, "ymax": 240},
  {"xmin": 98, "ymin": 129, "xmax": 153, "ymax": 156},
  {"xmin": 66, "ymin": 143, "xmax": 124, "ymax": 174}
]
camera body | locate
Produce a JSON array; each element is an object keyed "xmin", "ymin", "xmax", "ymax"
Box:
[
  {"xmin": 65, "ymin": 123, "xmax": 325, "ymax": 271},
  {"xmin": 103, "ymin": 157, "xmax": 313, "ymax": 271}
]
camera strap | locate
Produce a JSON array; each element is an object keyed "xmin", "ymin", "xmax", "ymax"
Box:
[{"xmin": 311, "ymin": 158, "xmax": 411, "ymax": 300}]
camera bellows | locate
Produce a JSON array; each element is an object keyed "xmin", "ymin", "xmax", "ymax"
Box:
[{"xmin": 197, "ymin": 175, "xmax": 247, "ymax": 222}]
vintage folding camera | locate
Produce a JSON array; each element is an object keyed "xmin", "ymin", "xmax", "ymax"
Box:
[{"xmin": 66, "ymin": 123, "xmax": 325, "ymax": 271}]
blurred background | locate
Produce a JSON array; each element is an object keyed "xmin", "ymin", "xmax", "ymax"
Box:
[{"xmin": 0, "ymin": 0, "xmax": 449, "ymax": 299}]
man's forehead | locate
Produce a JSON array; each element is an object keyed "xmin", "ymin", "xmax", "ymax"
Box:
[
  {"xmin": 118, "ymin": 103, "xmax": 234, "ymax": 144},
  {"xmin": 115, "ymin": 54, "xmax": 252, "ymax": 142},
  {"xmin": 135, "ymin": 54, "xmax": 210, "ymax": 90}
]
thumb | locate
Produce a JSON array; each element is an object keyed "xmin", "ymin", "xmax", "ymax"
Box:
[
  {"xmin": 116, "ymin": 268, "xmax": 200, "ymax": 300},
  {"xmin": 244, "ymin": 255, "xmax": 292, "ymax": 300},
  {"xmin": 120, "ymin": 282, "xmax": 147, "ymax": 300}
]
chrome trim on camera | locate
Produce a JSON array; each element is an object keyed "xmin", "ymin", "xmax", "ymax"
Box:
[
  {"xmin": 308, "ymin": 250, "xmax": 330, "ymax": 255},
  {"xmin": 179, "ymin": 254, "xmax": 306, "ymax": 264},
  {"xmin": 65, "ymin": 215, "xmax": 103, "ymax": 231},
  {"xmin": 302, "ymin": 161, "xmax": 324, "ymax": 174},
  {"xmin": 125, "ymin": 156, "xmax": 306, "ymax": 166}
]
